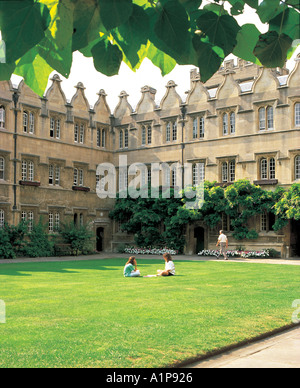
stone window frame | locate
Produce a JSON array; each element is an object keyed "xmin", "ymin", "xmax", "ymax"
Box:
[
  {"xmin": 140, "ymin": 122, "xmax": 153, "ymax": 147},
  {"xmin": 0, "ymin": 156, "xmax": 5, "ymax": 180},
  {"xmin": 220, "ymin": 159, "xmax": 236, "ymax": 183},
  {"xmin": 192, "ymin": 115, "xmax": 205, "ymax": 140},
  {"xmin": 0, "ymin": 105, "xmax": 5, "ymax": 128},
  {"xmin": 294, "ymin": 102, "xmax": 300, "ymax": 127},
  {"xmin": 295, "ymin": 155, "xmax": 300, "ymax": 181},
  {"xmin": 259, "ymin": 156, "xmax": 276, "ymax": 180},
  {"xmin": 163, "ymin": 117, "xmax": 178, "ymax": 144},
  {"xmin": 21, "ymin": 159, "xmax": 35, "ymax": 182},
  {"xmin": 0, "ymin": 208, "xmax": 5, "ymax": 228},
  {"xmin": 258, "ymin": 105, "xmax": 274, "ymax": 131},
  {"xmin": 192, "ymin": 161, "xmax": 206, "ymax": 186},
  {"xmin": 23, "ymin": 108, "xmax": 35, "ymax": 135},
  {"xmin": 74, "ymin": 120, "xmax": 87, "ymax": 145},
  {"xmin": 49, "ymin": 115, "xmax": 62, "ymax": 140}
]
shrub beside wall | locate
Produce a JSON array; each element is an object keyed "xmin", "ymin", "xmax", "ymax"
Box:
[{"xmin": 0, "ymin": 220, "xmax": 93, "ymax": 259}]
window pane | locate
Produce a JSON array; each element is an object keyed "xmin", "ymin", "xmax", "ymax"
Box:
[
  {"xmin": 223, "ymin": 113, "xmax": 228, "ymax": 135},
  {"xmin": 166, "ymin": 123, "xmax": 171, "ymax": 142},
  {"xmin": 172, "ymin": 122, "xmax": 177, "ymax": 141},
  {"xmin": 295, "ymin": 103, "xmax": 300, "ymax": 127},
  {"xmin": 0, "ymin": 106, "xmax": 5, "ymax": 128},
  {"xmin": 29, "ymin": 112, "xmax": 34, "ymax": 134},
  {"xmin": 49, "ymin": 213, "xmax": 53, "ymax": 233},
  {"xmin": 49, "ymin": 165, "xmax": 54, "ymax": 185},
  {"xmin": 22, "ymin": 161, "xmax": 27, "ymax": 181},
  {"xmin": 74, "ymin": 124, "xmax": 79, "ymax": 142},
  {"xmin": 80, "ymin": 124, "xmax": 84, "ymax": 143},
  {"xmin": 147, "ymin": 126, "xmax": 152, "ymax": 145},
  {"xmin": 261, "ymin": 158, "xmax": 268, "ymax": 179},
  {"xmin": 229, "ymin": 161, "xmax": 235, "ymax": 182},
  {"xmin": 102, "ymin": 129, "xmax": 106, "ymax": 147},
  {"xmin": 0, "ymin": 209, "xmax": 4, "ymax": 228},
  {"xmin": 97, "ymin": 129, "xmax": 101, "ymax": 147},
  {"xmin": 56, "ymin": 119, "xmax": 60, "ymax": 139},
  {"xmin": 193, "ymin": 163, "xmax": 205, "ymax": 185},
  {"xmin": 74, "ymin": 169, "xmax": 78, "ymax": 186},
  {"xmin": 55, "ymin": 166, "xmax": 60, "ymax": 185},
  {"xmin": 193, "ymin": 118, "xmax": 197, "ymax": 139},
  {"xmin": 28, "ymin": 161, "xmax": 34, "ymax": 181},
  {"xmin": 259, "ymin": 108, "xmax": 266, "ymax": 130},
  {"xmin": 296, "ymin": 156, "xmax": 300, "ymax": 180},
  {"xmin": 79, "ymin": 169, "xmax": 83, "ymax": 186},
  {"xmin": 50, "ymin": 118, "xmax": 55, "ymax": 138},
  {"xmin": 269, "ymin": 158, "xmax": 276, "ymax": 180},
  {"xmin": 222, "ymin": 162, "xmax": 228, "ymax": 182},
  {"xmin": 55, "ymin": 213, "xmax": 60, "ymax": 231},
  {"xmin": 142, "ymin": 126, "xmax": 146, "ymax": 146},
  {"xmin": 119, "ymin": 130, "xmax": 123, "ymax": 149},
  {"xmin": 23, "ymin": 112, "xmax": 28, "ymax": 133},
  {"xmin": 199, "ymin": 117, "xmax": 205, "ymax": 138},
  {"xmin": 0, "ymin": 157, "xmax": 4, "ymax": 180},
  {"xmin": 261, "ymin": 213, "xmax": 267, "ymax": 231},
  {"xmin": 28, "ymin": 212, "xmax": 34, "ymax": 233},
  {"xmin": 267, "ymin": 107, "xmax": 274, "ymax": 130},
  {"xmin": 124, "ymin": 129, "xmax": 128, "ymax": 148},
  {"xmin": 230, "ymin": 113, "xmax": 235, "ymax": 134}
]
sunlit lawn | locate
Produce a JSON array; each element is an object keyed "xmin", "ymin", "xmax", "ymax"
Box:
[{"xmin": 0, "ymin": 258, "xmax": 299, "ymax": 368}]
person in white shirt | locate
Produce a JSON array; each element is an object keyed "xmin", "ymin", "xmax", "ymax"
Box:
[
  {"xmin": 157, "ymin": 253, "xmax": 176, "ymax": 276},
  {"xmin": 216, "ymin": 230, "xmax": 229, "ymax": 260}
]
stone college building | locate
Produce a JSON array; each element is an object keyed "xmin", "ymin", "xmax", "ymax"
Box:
[{"xmin": 0, "ymin": 57, "xmax": 300, "ymax": 257}]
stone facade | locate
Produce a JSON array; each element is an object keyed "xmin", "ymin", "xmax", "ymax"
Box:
[{"xmin": 0, "ymin": 58, "xmax": 299, "ymax": 257}]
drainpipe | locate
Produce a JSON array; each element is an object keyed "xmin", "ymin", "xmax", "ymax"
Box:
[
  {"xmin": 12, "ymin": 90, "xmax": 19, "ymax": 212},
  {"xmin": 180, "ymin": 104, "xmax": 187, "ymax": 187}
]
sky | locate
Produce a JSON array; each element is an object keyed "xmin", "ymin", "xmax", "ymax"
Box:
[{"xmin": 11, "ymin": 3, "xmax": 300, "ymax": 112}]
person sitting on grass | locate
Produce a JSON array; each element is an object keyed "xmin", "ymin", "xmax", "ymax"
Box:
[
  {"xmin": 157, "ymin": 253, "xmax": 175, "ymax": 276},
  {"xmin": 124, "ymin": 256, "xmax": 141, "ymax": 277}
]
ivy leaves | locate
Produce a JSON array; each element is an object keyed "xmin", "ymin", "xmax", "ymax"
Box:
[{"xmin": 0, "ymin": 0, "xmax": 299, "ymax": 95}]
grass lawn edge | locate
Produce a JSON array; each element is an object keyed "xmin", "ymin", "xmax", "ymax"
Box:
[{"xmin": 168, "ymin": 322, "xmax": 300, "ymax": 368}]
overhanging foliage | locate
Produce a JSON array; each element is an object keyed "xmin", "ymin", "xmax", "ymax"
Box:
[{"xmin": 0, "ymin": 0, "xmax": 299, "ymax": 95}]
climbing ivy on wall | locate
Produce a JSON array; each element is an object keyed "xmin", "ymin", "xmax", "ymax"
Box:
[
  {"xmin": 0, "ymin": 0, "xmax": 299, "ymax": 96},
  {"xmin": 109, "ymin": 181, "xmax": 300, "ymax": 251}
]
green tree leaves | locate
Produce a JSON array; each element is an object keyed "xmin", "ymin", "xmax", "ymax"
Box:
[
  {"xmin": 0, "ymin": 0, "xmax": 298, "ymax": 96},
  {"xmin": 154, "ymin": 0, "xmax": 190, "ymax": 57},
  {"xmin": 254, "ymin": 31, "xmax": 293, "ymax": 68},
  {"xmin": 92, "ymin": 38, "xmax": 123, "ymax": 76},
  {"xmin": 0, "ymin": 0, "xmax": 50, "ymax": 62},
  {"xmin": 99, "ymin": 0, "xmax": 133, "ymax": 31},
  {"xmin": 196, "ymin": 10, "xmax": 241, "ymax": 56}
]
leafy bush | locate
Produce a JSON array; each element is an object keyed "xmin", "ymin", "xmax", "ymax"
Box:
[
  {"xmin": 0, "ymin": 225, "xmax": 16, "ymax": 259},
  {"xmin": 59, "ymin": 222, "xmax": 93, "ymax": 256},
  {"xmin": 22, "ymin": 221, "xmax": 54, "ymax": 258},
  {"xmin": 0, "ymin": 222, "xmax": 27, "ymax": 259}
]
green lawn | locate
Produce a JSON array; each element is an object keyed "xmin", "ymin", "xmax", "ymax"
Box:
[{"xmin": 0, "ymin": 258, "xmax": 299, "ymax": 368}]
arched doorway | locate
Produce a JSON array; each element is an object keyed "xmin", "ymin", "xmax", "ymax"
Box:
[
  {"xmin": 96, "ymin": 227, "xmax": 104, "ymax": 252},
  {"xmin": 194, "ymin": 227, "xmax": 205, "ymax": 254}
]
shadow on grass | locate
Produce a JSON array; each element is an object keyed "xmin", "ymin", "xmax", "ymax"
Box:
[
  {"xmin": 0, "ymin": 257, "xmax": 206, "ymax": 277},
  {"xmin": 0, "ymin": 259, "xmax": 121, "ymax": 277}
]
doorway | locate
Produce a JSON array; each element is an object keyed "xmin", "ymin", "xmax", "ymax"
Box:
[
  {"xmin": 194, "ymin": 227, "xmax": 205, "ymax": 254},
  {"xmin": 96, "ymin": 227, "xmax": 104, "ymax": 252},
  {"xmin": 291, "ymin": 220, "xmax": 300, "ymax": 257}
]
